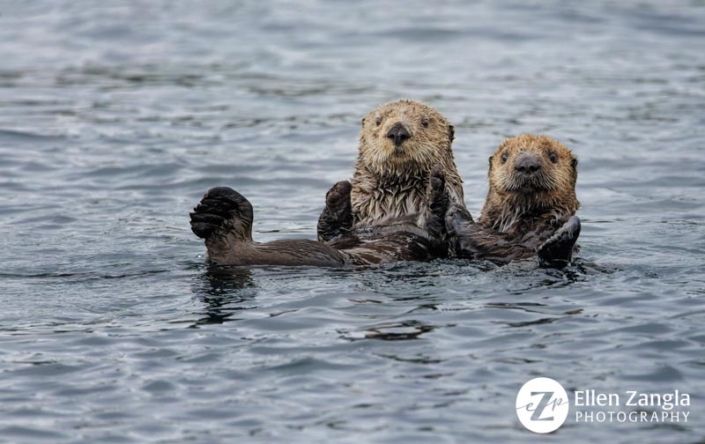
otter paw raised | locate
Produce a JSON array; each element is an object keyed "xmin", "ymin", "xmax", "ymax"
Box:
[
  {"xmin": 317, "ymin": 180, "xmax": 353, "ymax": 243},
  {"xmin": 537, "ymin": 215, "xmax": 581, "ymax": 268}
]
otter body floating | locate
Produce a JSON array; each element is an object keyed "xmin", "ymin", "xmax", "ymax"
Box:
[
  {"xmin": 191, "ymin": 100, "xmax": 459, "ymax": 266},
  {"xmin": 445, "ymin": 134, "xmax": 581, "ymax": 268},
  {"xmin": 190, "ymin": 102, "xmax": 580, "ymax": 268}
]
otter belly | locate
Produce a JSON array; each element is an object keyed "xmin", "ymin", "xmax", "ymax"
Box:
[{"xmin": 328, "ymin": 224, "xmax": 443, "ymax": 265}]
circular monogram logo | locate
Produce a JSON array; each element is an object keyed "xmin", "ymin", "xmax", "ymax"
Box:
[{"xmin": 516, "ymin": 377, "xmax": 570, "ymax": 433}]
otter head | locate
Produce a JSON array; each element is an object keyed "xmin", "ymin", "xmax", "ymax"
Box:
[
  {"xmin": 357, "ymin": 99, "xmax": 455, "ymax": 176},
  {"xmin": 486, "ymin": 134, "xmax": 579, "ymax": 220}
]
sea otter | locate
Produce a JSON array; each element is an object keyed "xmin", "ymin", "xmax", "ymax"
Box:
[
  {"xmin": 190, "ymin": 100, "xmax": 461, "ymax": 266},
  {"xmin": 317, "ymin": 99, "xmax": 464, "ymax": 242},
  {"xmin": 445, "ymin": 134, "xmax": 581, "ymax": 267}
]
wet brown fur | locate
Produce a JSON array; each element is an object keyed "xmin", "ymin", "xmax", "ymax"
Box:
[
  {"xmin": 446, "ymin": 134, "xmax": 580, "ymax": 264},
  {"xmin": 480, "ymin": 134, "xmax": 579, "ymax": 234},
  {"xmin": 191, "ymin": 170, "xmax": 451, "ymax": 267},
  {"xmin": 191, "ymin": 100, "xmax": 460, "ymax": 267},
  {"xmin": 351, "ymin": 99, "xmax": 464, "ymax": 231}
]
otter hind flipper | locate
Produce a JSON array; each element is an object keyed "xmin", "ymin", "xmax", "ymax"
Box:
[
  {"xmin": 190, "ymin": 187, "xmax": 255, "ymax": 264},
  {"xmin": 190, "ymin": 186, "xmax": 254, "ymax": 242},
  {"xmin": 317, "ymin": 180, "xmax": 353, "ymax": 243},
  {"xmin": 537, "ymin": 215, "xmax": 581, "ymax": 269}
]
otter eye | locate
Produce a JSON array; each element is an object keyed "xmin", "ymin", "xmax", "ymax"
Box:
[
  {"xmin": 375, "ymin": 116, "xmax": 382, "ymax": 126},
  {"xmin": 501, "ymin": 153, "xmax": 508, "ymax": 164},
  {"xmin": 549, "ymin": 152, "xmax": 558, "ymax": 163},
  {"xmin": 421, "ymin": 118, "xmax": 429, "ymax": 128}
]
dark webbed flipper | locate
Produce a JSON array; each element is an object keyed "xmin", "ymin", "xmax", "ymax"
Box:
[
  {"xmin": 317, "ymin": 181, "xmax": 353, "ymax": 243},
  {"xmin": 190, "ymin": 187, "xmax": 253, "ymax": 242},
  {"xmin": 191, "ymin": 187, "xmax": 349, "ymax": 266},
  {"xmin": 190, "ymin": 187, "xmax": 255, "ymax": 263},
  {"xmin": 537, "ymin": 215, "xmax": 581, "ymax": 269}
]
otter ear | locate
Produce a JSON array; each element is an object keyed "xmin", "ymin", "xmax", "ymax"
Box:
[
  {"xmin": 448, "ymin": 125, "xmax": 455, "ymax": 143},
  {"xmin": 571, "ymin": 157, "xmax": 578, "ymax": 170}
]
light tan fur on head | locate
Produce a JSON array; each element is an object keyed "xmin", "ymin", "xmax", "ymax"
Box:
[
  {"xmin": 351, "ymin": 99, "xmax": 465, "ymax": 229},
  {"xmin": 480, "ymin": 134, "xmax": 579, "ymax": 233}
]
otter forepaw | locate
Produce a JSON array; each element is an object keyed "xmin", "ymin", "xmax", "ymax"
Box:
[
  {"xmin": 190, "ymin": 187, "xmax": 254, "ymax": 242},
  {"xmin": 430, "ymin": 165, "xmax": 445, "ymax": 192},
  {"xmin": 427, "ymin": 166, "xmax": 450, "ymax": 242},
  {"xmin": 317, "ymin": 181, "xmax": 353, "ymax": 243},
  {"xmin": 537, "ymin": 215, "xmax": 581, "ymax": 269},
  {"xmin": 326, "ymin": 180, "xmax": 352, "ymax": 209},
  {"xmin": 444, "ymin": 202, "xmax": 473, "ymax": 238},
  {"xmin": 443, "ymin": 203, "xmax": 478, "ymax": 259}
]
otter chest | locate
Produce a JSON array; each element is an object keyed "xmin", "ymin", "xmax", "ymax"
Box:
[
  {"xmin": 351, "ymin": 180, "xmax": 429, "ymax": 229},
  {"xmin": 486, "ymin": 208, "xmax": 565, "ymax": 236}
]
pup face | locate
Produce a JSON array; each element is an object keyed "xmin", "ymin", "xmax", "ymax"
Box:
[
  {"xmin": 489, "ymin": 134, "xmax": 577, "ymax": 195},
  {"xmin": 358, "ymin": 100, "xmax": 455, "ymax": 175}
]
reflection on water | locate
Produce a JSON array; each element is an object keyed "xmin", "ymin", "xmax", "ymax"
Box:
[
  {"xmin": 191, "ymin": 266, "xmax": 256, "ymax": 326},
  {"xmin": 1, "ymin": 0, "xmax": 705, "ymax": 442},
  {"xmin": 343, "ymin": 320, "xmax": 436, "ymax": 341}
]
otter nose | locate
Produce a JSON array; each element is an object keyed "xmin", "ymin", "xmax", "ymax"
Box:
[
  {"xmin": 387, "ymin": 123, "xmax": 411, "ymax": 146},
  {"xmin": 514, "ymin": 152, "xmax": 542, "ymax": 174}
]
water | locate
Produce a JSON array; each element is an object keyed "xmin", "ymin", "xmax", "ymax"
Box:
[{"xmin": 1, "ymin": 0, "xmax": 704, "ymax": 442}]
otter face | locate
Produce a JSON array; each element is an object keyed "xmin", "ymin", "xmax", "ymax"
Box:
[
  {"xmin": 358, "ymin": 99, "xmax": 455, "ymax": 175},
  {"xmin": 489, "ymin": 134, "xmax": 578, "ymax": 195}
]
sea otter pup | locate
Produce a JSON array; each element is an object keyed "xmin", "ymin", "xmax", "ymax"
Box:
[
  {"xmin": 190, "ymin": 100, "xmax": 461, "ymax": 266},
  {"xmin": 445, "ymin": 134, "xmax": 581, "ymax": 267}
]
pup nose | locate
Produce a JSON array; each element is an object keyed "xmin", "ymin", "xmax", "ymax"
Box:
[
  {"xmin": 514, "ymin": 152, "xmax": 542, "ymax": 174},
  {"xmin": 387, "ymin": 122, "xmax": 411, "ymax": 146}
]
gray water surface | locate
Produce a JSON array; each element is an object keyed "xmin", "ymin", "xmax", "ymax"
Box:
[{"xmin": 1, "ymin": 1, "xmax": 704, "ymax": 442}]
